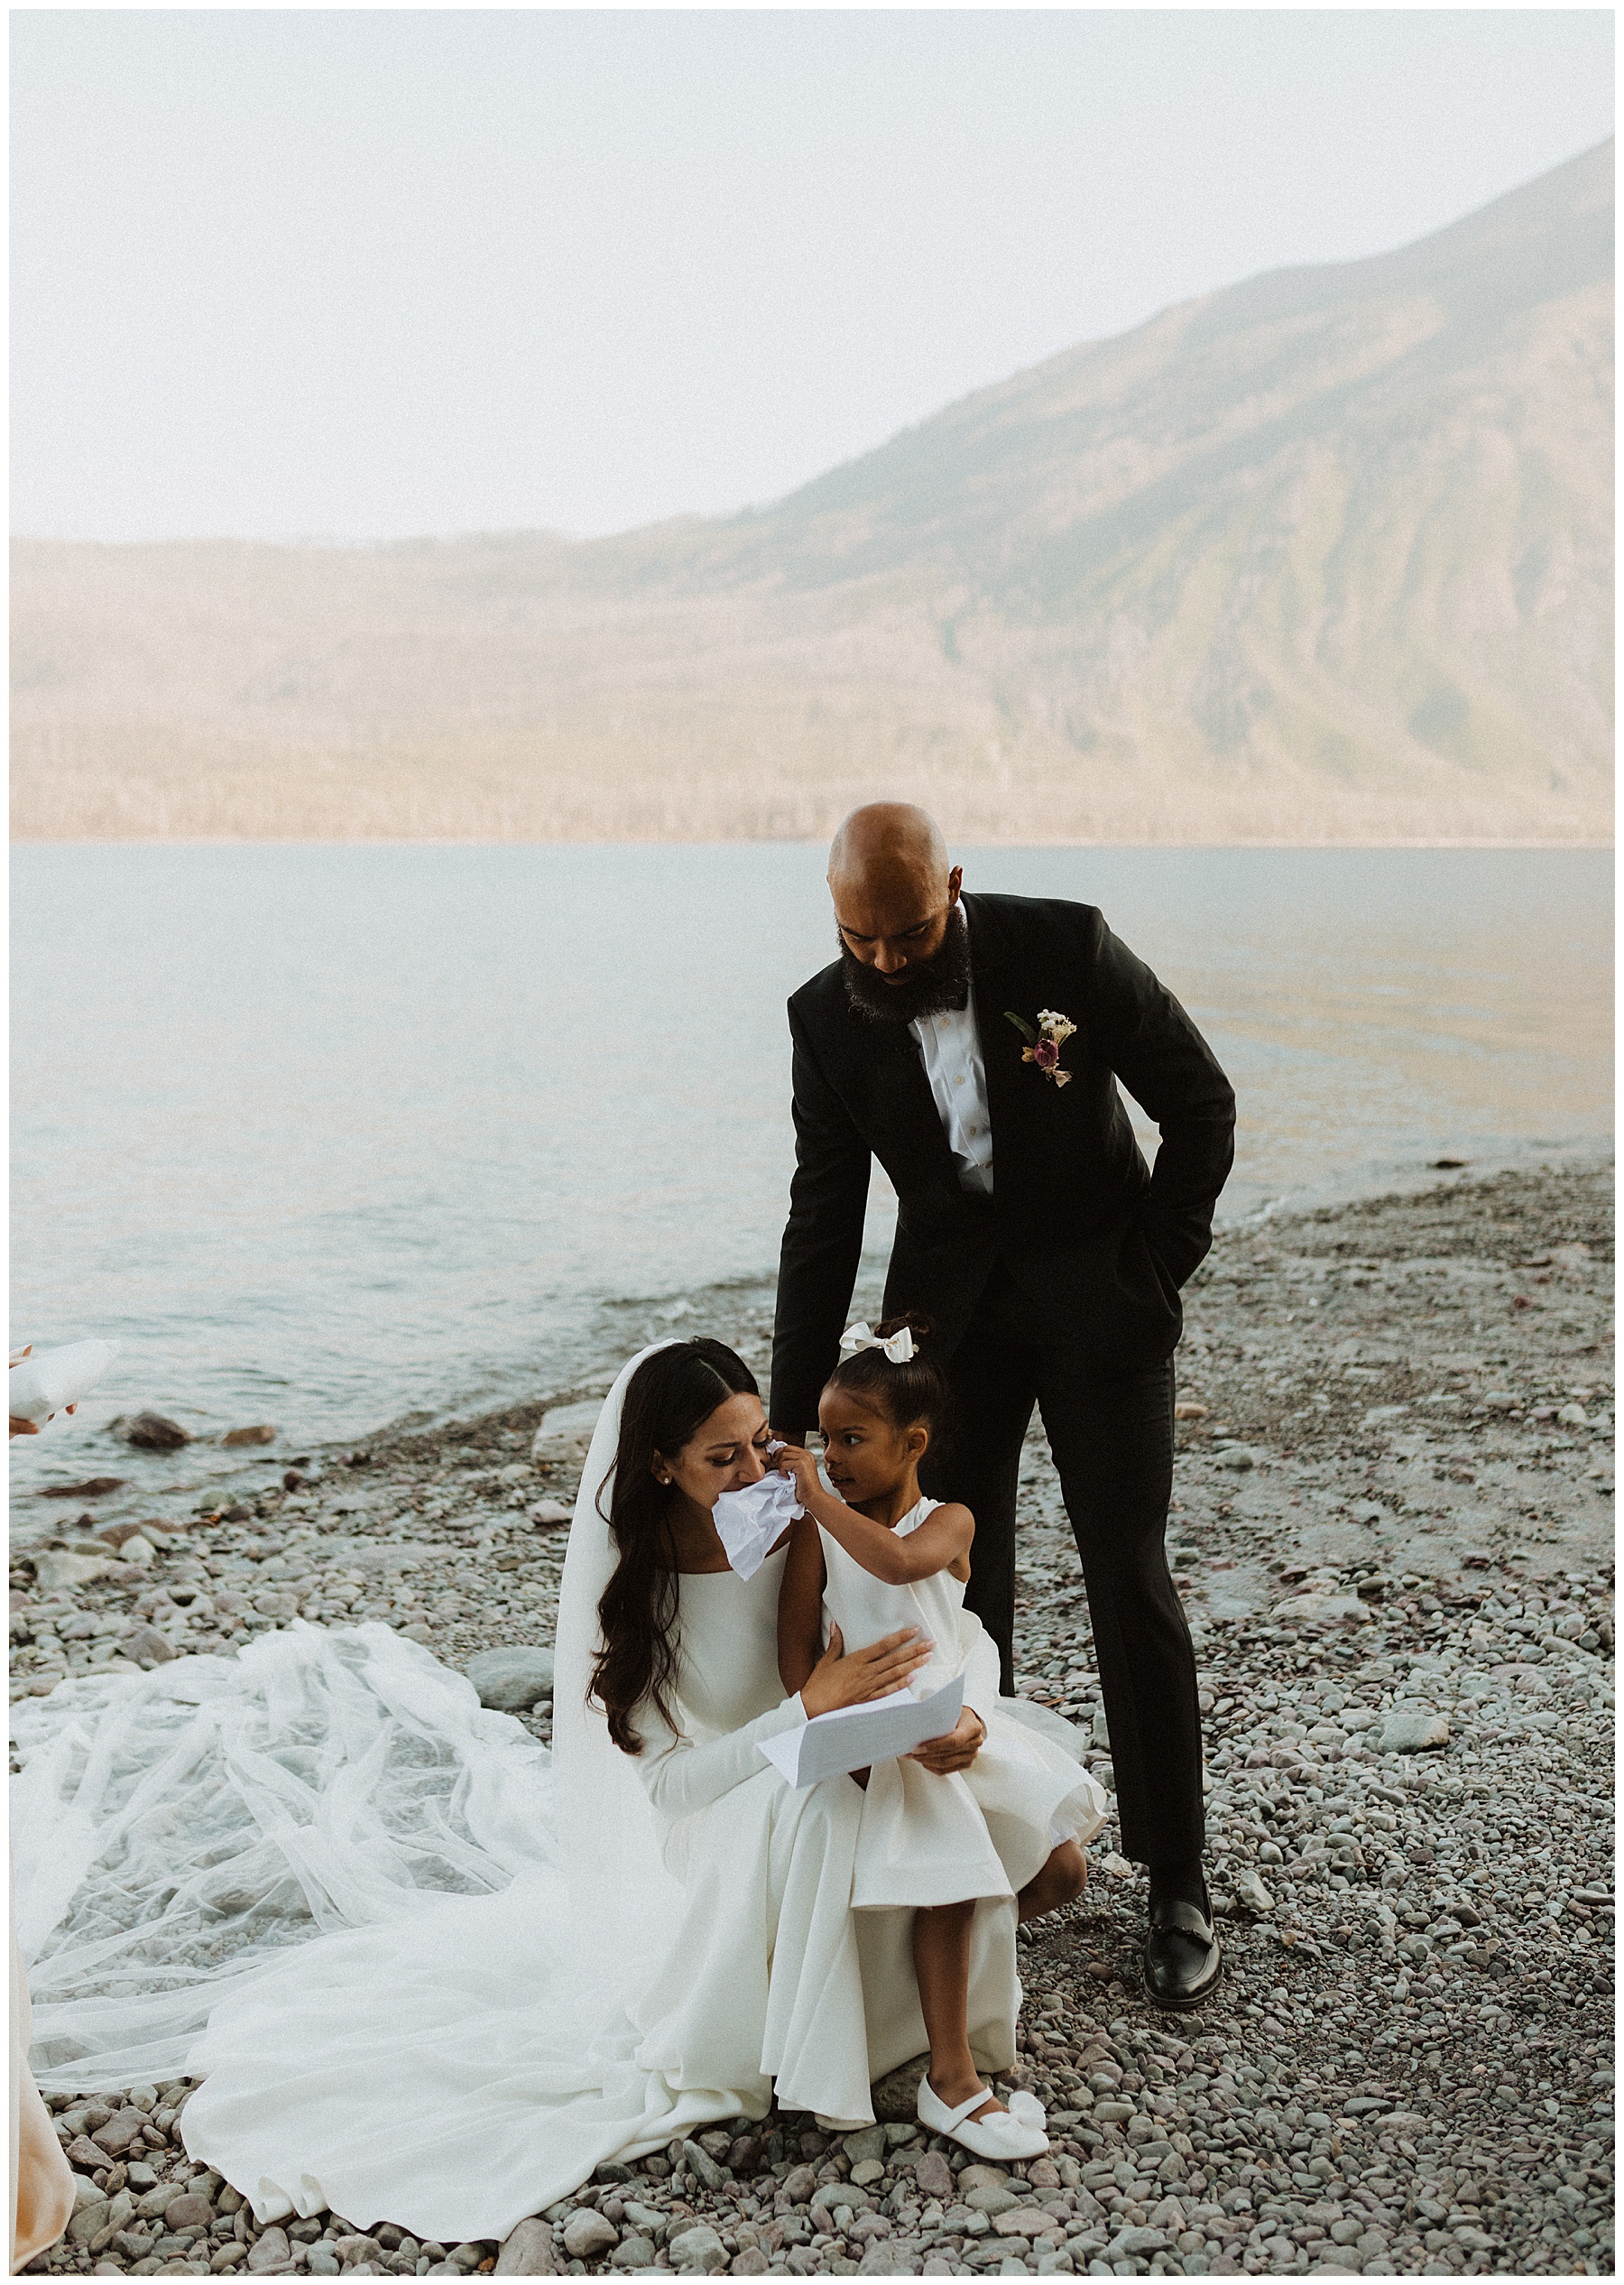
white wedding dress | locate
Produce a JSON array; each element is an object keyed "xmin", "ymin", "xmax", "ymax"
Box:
[{"xmin": 10, "ymin": 1347, "xmax": 1029, "ymax": 2246}]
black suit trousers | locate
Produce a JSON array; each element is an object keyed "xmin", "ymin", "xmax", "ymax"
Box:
[{"xmin": 918, "ymin": 1268, "xmax": 1205, "ymax": 1866}]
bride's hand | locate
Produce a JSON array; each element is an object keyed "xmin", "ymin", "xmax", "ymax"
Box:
[{"xmin": 800, "ymin": 1623, "xmax": 933, "ymax": 1717}]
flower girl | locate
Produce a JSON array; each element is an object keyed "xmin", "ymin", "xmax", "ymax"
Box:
[{"xmin": 773, "ymin": 1314, "xmax": 1106, "ymax": 2161}]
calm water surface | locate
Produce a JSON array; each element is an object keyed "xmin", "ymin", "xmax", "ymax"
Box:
[{"xmin": 11, "ymin": 846, "xmax": 1611, "ymax": 1500}]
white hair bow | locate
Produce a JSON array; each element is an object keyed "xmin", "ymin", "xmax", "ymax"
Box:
[{"xmin": 839, "ymin": 1320, "xmax": 916, "ymax": 1365}]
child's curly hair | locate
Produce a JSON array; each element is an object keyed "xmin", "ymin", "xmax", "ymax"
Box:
[{"xmin": 822, "ymin": 1311, "xmax": 948, "ymax": 1435}]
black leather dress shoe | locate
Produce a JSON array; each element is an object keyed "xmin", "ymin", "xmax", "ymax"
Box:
[{"xmin": 1143, "ymin": 1896, "xmax": 1223, "ymax": 2011}]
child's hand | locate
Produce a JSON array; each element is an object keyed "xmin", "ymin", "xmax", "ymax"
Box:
[{"xmin": 772, "ymin": 1441, "xmax": 824, "ymax": 1509}]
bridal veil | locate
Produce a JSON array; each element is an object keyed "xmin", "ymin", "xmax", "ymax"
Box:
[{"xmin": 9, "ymin": 1342, "xmax": 761, "ymax": 2238}]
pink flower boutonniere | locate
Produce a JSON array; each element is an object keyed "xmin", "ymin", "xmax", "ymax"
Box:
[{"xmin": 1004, "ymin": 1007, "xmax": 1076, "ymax": 1087}]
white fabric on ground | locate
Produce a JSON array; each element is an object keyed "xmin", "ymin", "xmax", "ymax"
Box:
[
  {"xmin": 12, "ymin": 1622, "xmax": 558, "ymax": 2096},
  {"xmin": 9, "ymin": 1346, "xmax": 1030, "ymax": 2244}
]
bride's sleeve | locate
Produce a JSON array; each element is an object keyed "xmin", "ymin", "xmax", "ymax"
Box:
[{"xmin": 636, "ymin": 1696, "xmax": 806, "ymax": 1820}]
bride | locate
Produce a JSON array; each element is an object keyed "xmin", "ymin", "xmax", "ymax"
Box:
[{"xmin": 13, "ymin": 1337, "xmax": 1088, "ymax": 2246}]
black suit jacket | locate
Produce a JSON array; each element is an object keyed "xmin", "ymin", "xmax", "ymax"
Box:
[{"xmin": 770, "ymin": 892, "xmax": 1236, "ymax": 1431}]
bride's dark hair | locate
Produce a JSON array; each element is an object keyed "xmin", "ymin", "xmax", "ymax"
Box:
[{"xmin": 590, "ymin": 1337, "xmax": 760, "ymax": 1755}]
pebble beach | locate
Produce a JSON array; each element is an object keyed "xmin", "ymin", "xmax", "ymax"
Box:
[{"xmin": 11, "ymin": 1161, "xmax": 1614, "ymax": 2280}]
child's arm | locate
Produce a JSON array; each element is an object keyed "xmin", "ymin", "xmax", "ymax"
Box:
[
  {"xmin": 774, "ymin": 1448, "xmax": 973, "ymax": 1586},
  {"xmin": 777, "ymin": 1513, "xmax": 828, "ymax": 1696}
]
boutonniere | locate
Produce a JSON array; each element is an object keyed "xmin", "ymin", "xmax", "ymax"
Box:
[{"xmin": 1004, "ymin": 1007, "xmax": 1076, "ymax": 1087}]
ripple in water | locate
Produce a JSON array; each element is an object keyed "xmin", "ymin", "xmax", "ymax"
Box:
[{"xmin": 12, "ymin": 844, "xmax": 1610, "ymax": 1514}]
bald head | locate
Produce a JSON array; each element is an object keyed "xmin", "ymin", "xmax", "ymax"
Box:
[
  {"xmin": 827, "ymin": 803, "xmax": 950, "ymax": 902},
  {"xmin": 827, "ymin": 803, "xmax": 963, "ymax": 987}
]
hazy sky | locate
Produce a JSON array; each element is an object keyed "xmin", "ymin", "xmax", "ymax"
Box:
[{"xmin": 11, "ymin": 9, "xmax": 1613, "ymax": 545}]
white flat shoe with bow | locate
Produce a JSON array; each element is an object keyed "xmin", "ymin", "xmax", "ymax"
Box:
[{"xmin": 918, "ymin": 2075, "xmax": 1049, "ymax": 2160}]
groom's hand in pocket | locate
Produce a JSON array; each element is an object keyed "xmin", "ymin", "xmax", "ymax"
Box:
[{"xmin": 801, "ymin": 1622, "xmax": 934, "ymax": 1716}]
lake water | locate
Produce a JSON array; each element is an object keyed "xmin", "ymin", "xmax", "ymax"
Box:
[{"xmin": 10, "ymin": 845, "xmax": 1611, "ymax": 1510}]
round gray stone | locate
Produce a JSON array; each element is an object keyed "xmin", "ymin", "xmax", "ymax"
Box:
[
  {"xmin": 668, "ymin": 2221, "xmax": 729, "ymax": 2273},
  {"xmin": 561, "ymin": 2209, "xmax": 618, "ymax": 2260},
  {"xmin": 466, "ymin": 1646, "xmax": 556, "ymax": 1709},
  {"xmin": 1379, "ymin": 1707, "xmax": 1450, "ymax": 1753}
]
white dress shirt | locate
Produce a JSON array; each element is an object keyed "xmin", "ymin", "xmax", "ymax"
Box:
[{"xmin": 910, "ymin": 971, "xmax": 994, "ymax": 1197}]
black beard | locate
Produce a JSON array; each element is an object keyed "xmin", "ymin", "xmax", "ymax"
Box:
[{"xmin": 840, "ymin": 904, "xmax": 972, "ymax": 1024}]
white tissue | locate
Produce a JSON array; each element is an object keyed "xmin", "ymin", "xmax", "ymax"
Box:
[
  {"xmin": 712, "ymin": 1469, "xmax": 804, "ymax": 1580},
  {"xmin": 7, "ymin": 1338, "xmax": 120, "ymax": 1425}
]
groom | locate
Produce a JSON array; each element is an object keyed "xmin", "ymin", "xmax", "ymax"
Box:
[{"xmin": 770, "ymin": 804, "xmax": 1235, "ymax": 2010}]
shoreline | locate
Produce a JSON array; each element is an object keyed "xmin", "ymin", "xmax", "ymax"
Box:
[
  {"xmin": 10, "ymin": 1160, "xmax": 1615, "ymax": 2279},
  {"xmin": 12, "ymin": 1142, "xmax": 1612, "ymax": 1557}
]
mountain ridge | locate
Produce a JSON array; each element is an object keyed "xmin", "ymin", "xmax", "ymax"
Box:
[{"xmin": 12, "ymin": 142, "xmax": 1611, "ymax": 842}]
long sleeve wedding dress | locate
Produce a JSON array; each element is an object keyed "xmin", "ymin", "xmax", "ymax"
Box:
[{"xmin": 10, "ymin": 1347, "xmax": 1027, "ymax": 2245}]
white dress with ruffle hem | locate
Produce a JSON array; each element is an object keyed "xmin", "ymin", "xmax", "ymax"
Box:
[{"xmin": 818, "ymin": 1496, "xmax": 1108, "ymax": 1910}]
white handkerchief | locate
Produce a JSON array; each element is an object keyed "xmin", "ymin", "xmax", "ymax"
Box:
[
  {"xmin": 712, "ymin": 1469, "xmax": 804, "ymax": 1579},
  {"xmin": 7, "ymin": 1338, "xmax": 120, "ymax": 1425}
]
